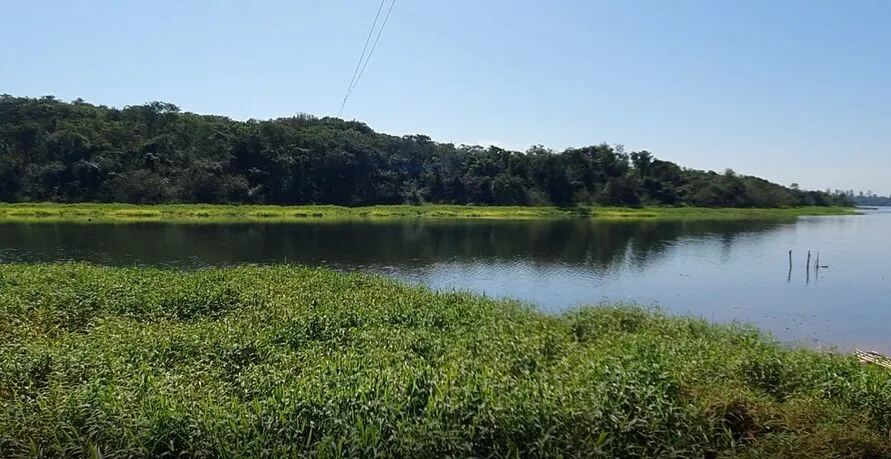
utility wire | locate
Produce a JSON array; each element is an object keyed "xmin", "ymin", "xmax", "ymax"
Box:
[
  {"xmin": 344, "ymin": 0, "xmax": 396, "ymax": 104},
  {"xmin": 338, "ymin": 0, "xmax": 396, "ymax": 116},
  {"xmin": 339, "ymin": 0, "xmax": 386, "ymax": 117}
]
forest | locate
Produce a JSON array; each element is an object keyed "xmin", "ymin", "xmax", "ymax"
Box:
[
  {"xmin": 0, "ymin": 95, "xmax": 850, "ymax": 208},
  {"xmin": 852, "ymin": 193, "xmax": 891, "ymax": 207}
]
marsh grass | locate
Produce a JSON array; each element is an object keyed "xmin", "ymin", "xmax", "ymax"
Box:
[
  {"xmin": 1, "ymin": 264, "xmax": 888, "ymax": 457},
  {"xmin": 0, "ymin": 203, "xmax": 856, "ymax": 224}
]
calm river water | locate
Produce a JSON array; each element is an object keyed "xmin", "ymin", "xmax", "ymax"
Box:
[{"xmin": 1, "ymin": 208, "xmax": 889, "ymax": 352}]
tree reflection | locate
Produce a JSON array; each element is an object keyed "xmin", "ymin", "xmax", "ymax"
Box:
[{"xmin": 0, "ymin": 219, "xmax": 787, "ymax": 274}]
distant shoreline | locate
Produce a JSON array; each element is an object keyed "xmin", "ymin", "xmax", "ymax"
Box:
[{"xmin": 0, "ymin": 203, "xmax": 858, "ymax": 223}]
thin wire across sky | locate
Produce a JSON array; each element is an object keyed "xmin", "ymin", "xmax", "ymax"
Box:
[{"xmin": 338, "ymin": 0, "xmax": 397, "ymax": 117}]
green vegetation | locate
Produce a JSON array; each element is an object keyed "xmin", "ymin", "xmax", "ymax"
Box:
[
  {"xmin": 0, "ymin": 95, "xmax": 851, "ymax": 209},
  {"xmin": 0, "ymin": 202, "xmax": 856, "ymax": 223},
  {"xmin": 853, "ymin": 192, "xmax": 891, "ymax": 207},
  {"xmin": 2, "ymin": 264, "xmax": 889, "ymax": 457}
]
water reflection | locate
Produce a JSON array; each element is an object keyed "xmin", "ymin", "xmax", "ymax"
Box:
[
  {"xmin": 2, "ymin": 215, "xmax": 890, "ymax": 352},
  {"xmin": 0, "ymin": 219, "xmax": 785, "ymax": 273}
]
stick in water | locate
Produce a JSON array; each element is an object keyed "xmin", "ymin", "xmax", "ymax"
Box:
[
  {"xmin": 787, "ymin": 250, "xmax": 792, "ymax": 282},
  {"xmin": 806, "ymin": 250, "xmax": 811, "ymax": 284}
]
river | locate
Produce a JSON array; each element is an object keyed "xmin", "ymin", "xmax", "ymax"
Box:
[{"xmin": 1, "ymin": 208, "xmax": 889, "ymax": 352}]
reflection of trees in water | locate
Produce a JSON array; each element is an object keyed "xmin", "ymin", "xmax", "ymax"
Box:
[
  {"xmin": 622, "ymin": 220, "xmax": 785, "ymax": 272},
  {"xmin": 0, "ymin": 219, "xmax": 788, "ymax": 272}
]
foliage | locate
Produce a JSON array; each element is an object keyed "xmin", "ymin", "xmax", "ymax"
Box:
[
  {"xmin": 852, "ymin": 192, "xmax": 891, "ymax": 207},
  {"xmin": 0, "ymin": 95, "xmax": 852, "ymax": 208},
  {"xmin": 1, "ymin": 264, "xmax": 889, "ymax": 457}
]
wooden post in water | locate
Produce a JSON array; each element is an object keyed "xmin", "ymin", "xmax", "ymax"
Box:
[
  {"xmin": 787, "ymin": 250, "xmax": 792, "ymax": 282},
  {"xmin": 806, "ymin": 250, "xmax": 811, "ymax": 284}
]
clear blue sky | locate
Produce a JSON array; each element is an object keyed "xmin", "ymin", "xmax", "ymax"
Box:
[{"xmin": 2, "ymin": 0, "xmax": 889, "ymax": 194}]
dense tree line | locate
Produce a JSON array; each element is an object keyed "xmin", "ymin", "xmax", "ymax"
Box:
[
  {"xmin": 0, "ymin": 95, "xmax": 850, "ymax": 207},
  {"xmin": 851, "ymin": 192, "xmax": 891, "ymax": 207}
]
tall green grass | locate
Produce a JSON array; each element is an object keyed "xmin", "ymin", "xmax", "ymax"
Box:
[
  {"xmin": 0, "ymin": 202, "xmax": 857, "ymax": 223},
  {"xmin": 1, "ymin": 264, "xmax": 889, "ymax": 457}
]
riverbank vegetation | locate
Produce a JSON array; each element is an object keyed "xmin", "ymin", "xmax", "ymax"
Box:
[
  {"xmin": 0, "ymin": 95, "xmax": 851, "ymax": 209},
  {"xmin": 0, "ymin": 203, "xmax": 855, "ymax": 223},
  {"xmin": 853, "ymin": 192, "xmax": 891, "ymax": 207},
  {"xmin": 2, "ymin": 264, "xmax": 889, "ymax": 457}
]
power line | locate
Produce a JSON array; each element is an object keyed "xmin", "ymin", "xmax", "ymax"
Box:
[
  {"xmin": 344, "ymin": 0, "xmax": 397, "ymax": 105},
  {"xmin": 338, "ymin": 0, "xmax": 396, "ymax": 117},
  {"xmin": 339, "ymin": 0, "xmax": 386, "ymax": 117}
]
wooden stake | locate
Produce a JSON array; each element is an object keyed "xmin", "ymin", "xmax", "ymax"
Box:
[
  {"xmin": 806, "ymin": 250, "xmax": 811, "ymax": 284},
  {"xmin": 787, "ymin": 250, "xmax": 792, "ymax": 282}
]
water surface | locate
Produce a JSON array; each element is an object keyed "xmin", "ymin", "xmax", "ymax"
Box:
[{"xmin": 1, "ymin": 209, "xmax": 889, "ymax": 352}]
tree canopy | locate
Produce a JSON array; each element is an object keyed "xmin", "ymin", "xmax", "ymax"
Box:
[
  {"xmin": 0, "ymin": 95, "xmax": 851, "ymax": 207},
  {"xmin": 852, "ymin": 193, "xmax": 891, "ymax": 206}
]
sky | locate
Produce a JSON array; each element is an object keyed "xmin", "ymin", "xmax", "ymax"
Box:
[{"xmin": 1, "ymin": 0, "xmax": 889, "ymax": 194}]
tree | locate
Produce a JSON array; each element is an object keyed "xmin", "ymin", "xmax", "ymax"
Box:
[
  {"xmin": 0, "ymin": 95, "xmax": 851, "ymax": 209},
  {"xmin": 630, "ymin": 151, "xmax": 653, "ymax": 179},
  {"xmin": 598, "ymin": 176, "xmax": 641, "ymax": 206}
]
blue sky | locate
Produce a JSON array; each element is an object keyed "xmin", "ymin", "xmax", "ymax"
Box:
[{"xmin": 2, "ymin": 0, "xmax": 889, "ymax": 194}]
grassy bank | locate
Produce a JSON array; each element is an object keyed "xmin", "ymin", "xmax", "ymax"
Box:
[
  {"xmin": 1, "ymin": 264, "xmax": 889, "ymax": 457},
  {"xmin": 0, "ymin": 202, "xmax": 857, "ymax": 223}
]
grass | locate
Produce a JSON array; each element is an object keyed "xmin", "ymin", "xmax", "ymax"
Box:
[
  {"xmin": 0, "ymin": 202, "xmax": 858, "ymax": 223},
  {"xmin": 1, "ymin": 264, "xmax": 889, "ymax": 457}
]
